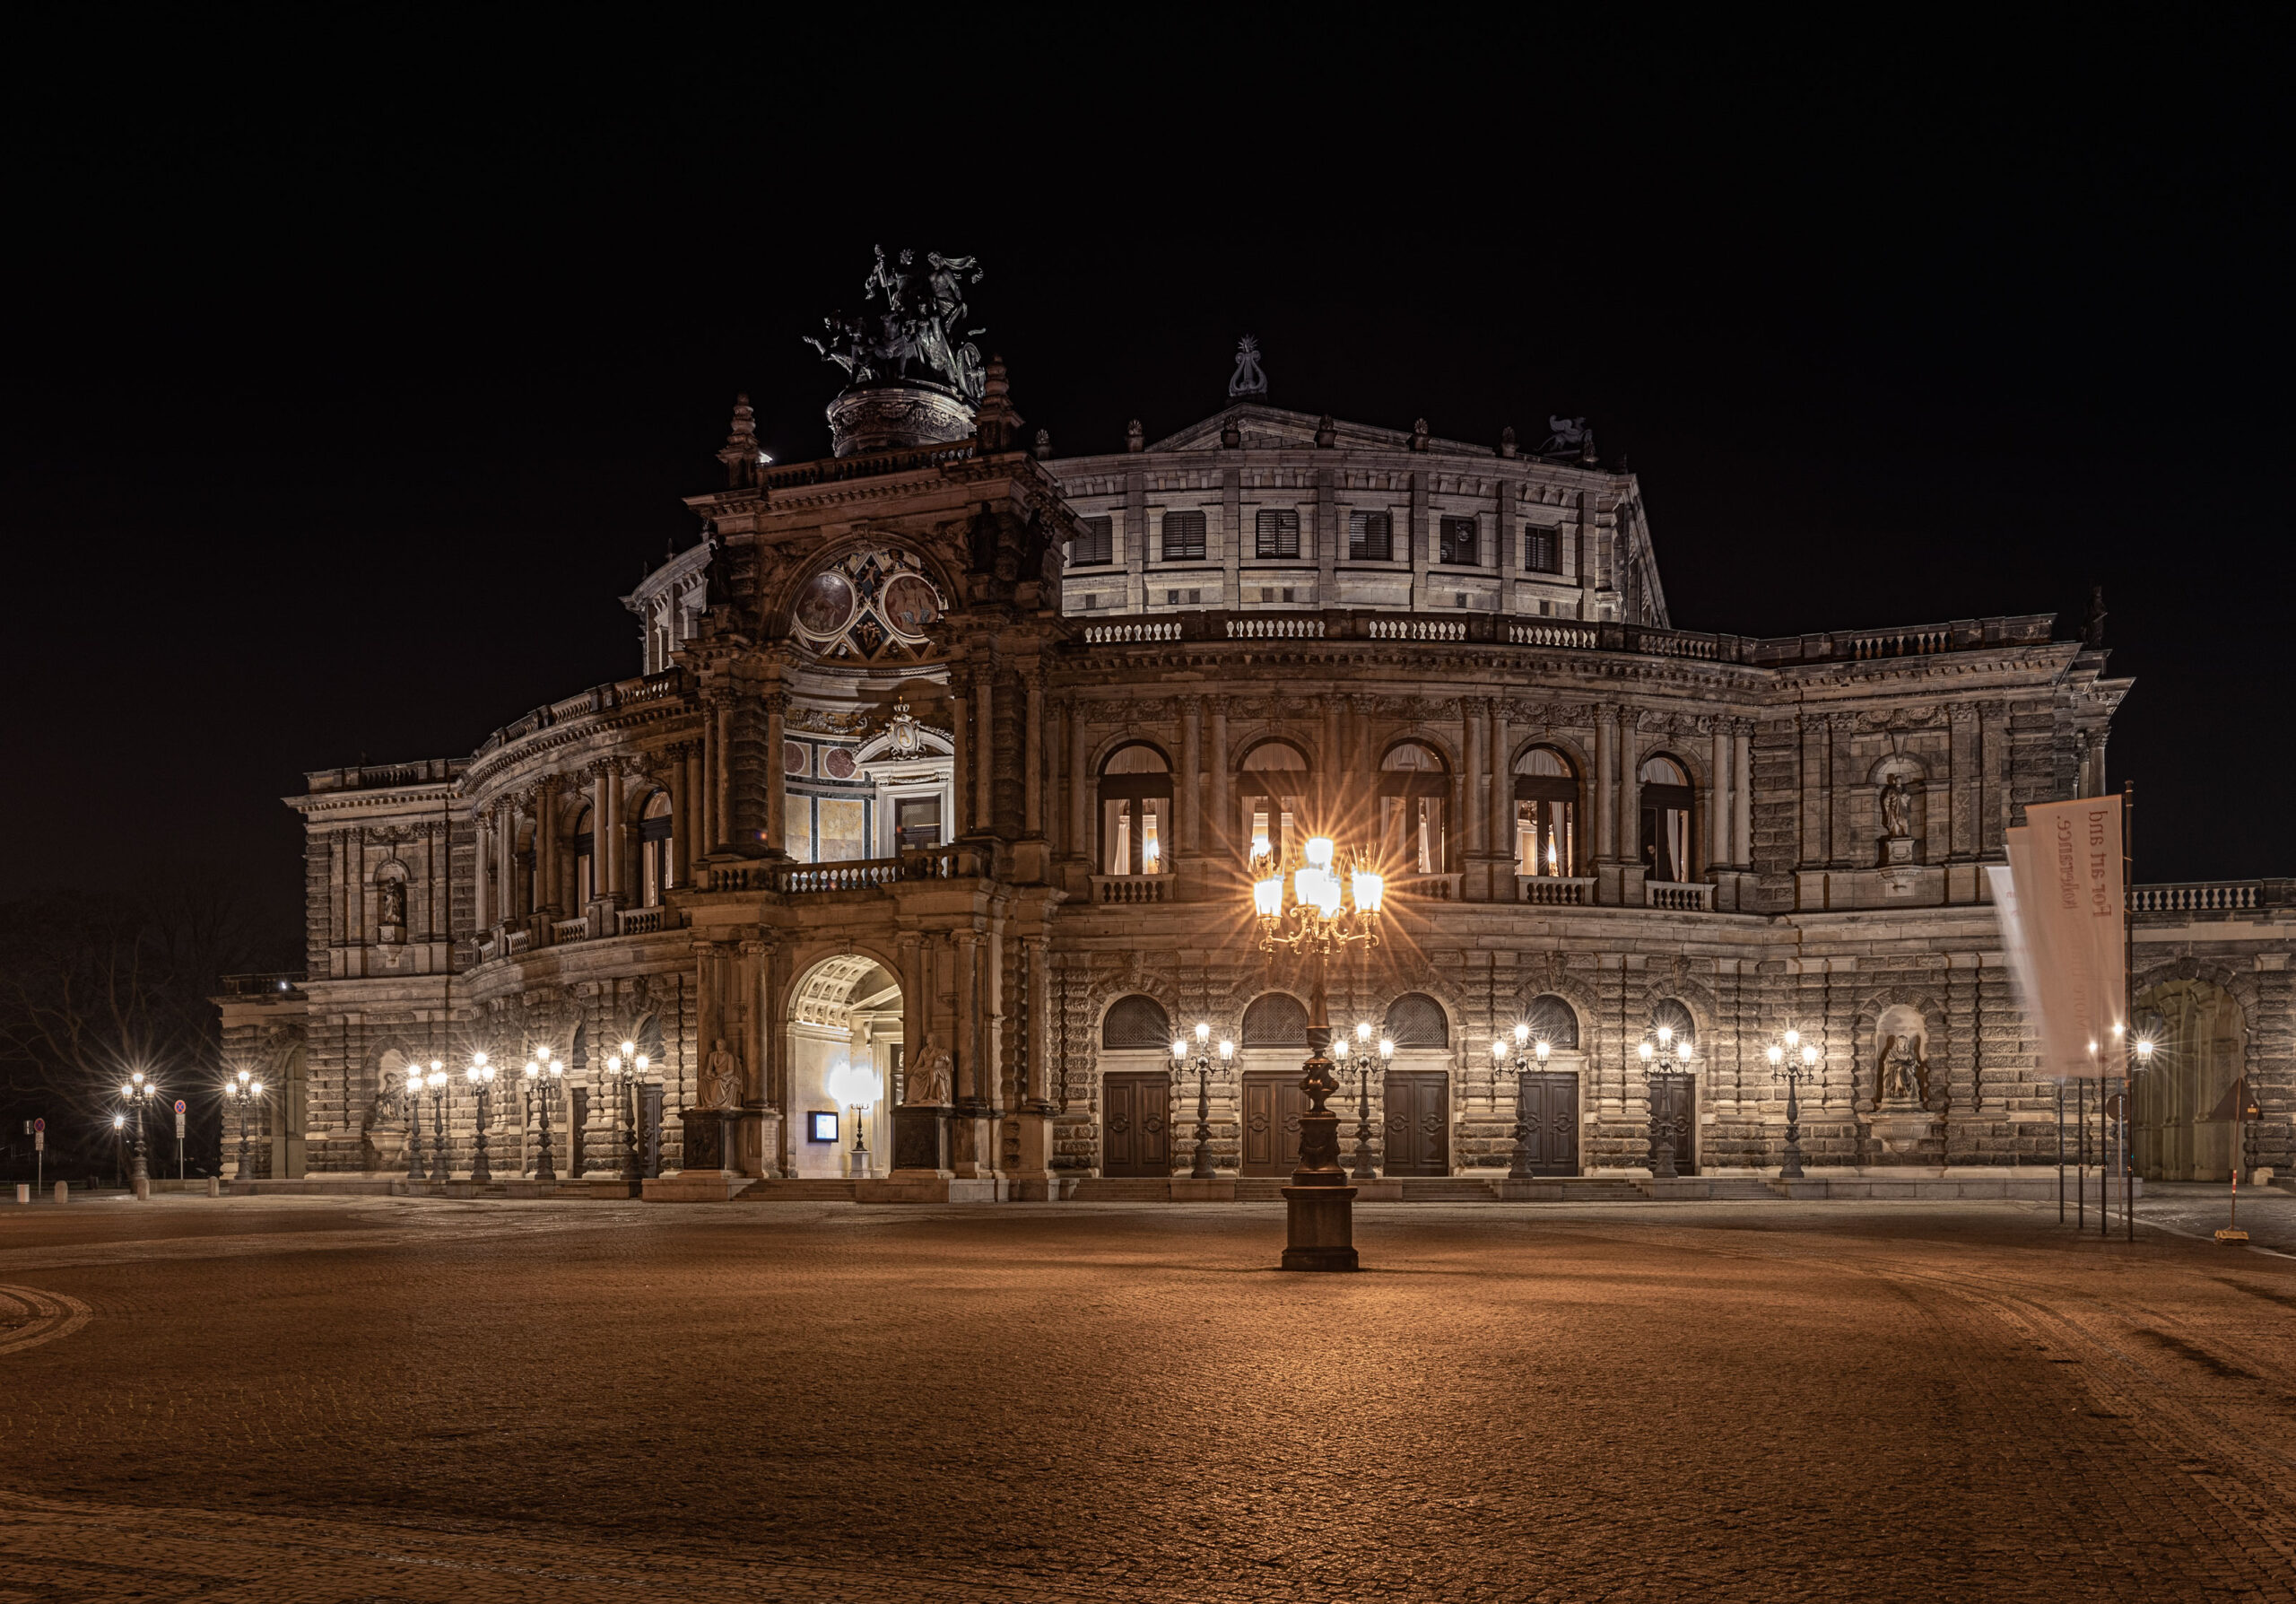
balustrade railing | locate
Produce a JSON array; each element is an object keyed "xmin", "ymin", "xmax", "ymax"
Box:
[
  {"xmin": 551, "ymin": 916, "xmax": 588, "ymax": 944},
  {"xmin": 617, "ymin": 906, "xmax": 667, "ymax": 935},
  {"xmin": 1226, "ymin": 616, "xmax": 1325, "ymax": 639},
  {"xmin": 2128, "ymin": 880, "xmax": 2289, "ymax": 914},
  {"xmin": 698, "ymin": 846, "xmax": 989, "ymax": 895},
  {"xmin": 1388, "ymin": 871, "xmax": 1464, "ymax": 901},
  {"xmin": 220, "ymin": 972, "xmax": 305, "ymax": 997},
  {"xmin": 1083, "ymin": 620, "xmax": 1181, "ymax": 644},
  {"xmin": 1369, "ymin": 617, "xmax": 1466, "ymax": 641},
  {"xmin": 1509, "ymin": 622, "xmax": 1597, "ymax": 648},
  {"xmin": 1518, "ymin": 876, "xmax": 1596, "ymax": 906},
  {"xmin": 1645, "ymin": 881, "xmax": 1715, "ymax": 911},
  {"xmin": 1090, "ymin": 873, "xmax": 1172, "ymax": 904}
]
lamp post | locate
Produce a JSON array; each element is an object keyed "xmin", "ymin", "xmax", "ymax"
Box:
[
  {"xmin": 826, "ymin": 1061, "xmax": 885, "ymax": 1178},
  {"xmin": 1341, "ymin": 1024, "xmax": 1391, "ymax": 1181},
  {"xmin": 402, "ymin": 1062, "xmax": 427, "ymax": 1182},
  {"xmin": 1251, "ymin": 834, "xmax": 1383, "ymax": 1271},
  {"xmin": 1636, "ymin": 1024, "xmax": 1696, "ymax": 1181},
  {"xmin": 426, "ymin": 1062, "xmax": 448, "ymax": 1177},
  {"xmin": 523, "ymin": 1050, "xmax": 564, "ymax": 1181},
  {"xmin": 1495, "ymin": 1024, "xmax": 1553, "ymax": 1181},
  {"xmin": 1169, "ymin": 1022, "xmax": 1234, "ymax": 1181},
  {"xmin": 225, "ymin": 1068, "xmax": 266, "ymax": 1182},
  {"xmin": 464, "ymin": 1052, "xmax": 497, "ymax": 1184},
  {"xmin": 118, "ymin": 1070, "xmax": 158, "ymax": 1196},
  {"xmin": 1764, "ymin": 1029, "xmax": 1821, "ymax": 1181},
  {"xmin": 605, "ymin": 1041, "xmax": 650, "ymax": 1181}
]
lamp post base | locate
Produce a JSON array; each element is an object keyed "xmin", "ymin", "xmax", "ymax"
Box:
[{"xmin": 1280, "ymin": 1184, "xmax": 1359, "ymax": 1272}]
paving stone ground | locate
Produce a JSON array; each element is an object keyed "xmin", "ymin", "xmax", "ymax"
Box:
[{"xmin": 0, "ymin": 1194, "xmax": 2292, "ymax": 1602}]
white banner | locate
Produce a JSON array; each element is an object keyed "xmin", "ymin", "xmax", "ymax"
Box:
[{"xmin": 1999, "ymin": 799, "xmax": 2126, "ymax": 1079}]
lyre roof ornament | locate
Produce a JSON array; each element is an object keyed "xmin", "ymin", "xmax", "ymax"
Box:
[{"xmin": 1228, "ymin": 336, "xmax": 1267, "ymax": 399}]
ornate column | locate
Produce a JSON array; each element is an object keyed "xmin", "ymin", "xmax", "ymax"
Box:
[
  {"xmin": 1489, "ymin": 699, "xmax": 1511, "ymax": 873},
  {"xmin": 1595, "ymin": 706, "xmax": 1619, "ymax": 862},
  {"xmin": 589, "ymin": 764, "xmax": 612, "ymax": 902},
  {"xmin": 762, "ymin": 694, "xmax": 787, "ymax": 859},
  {"xmin": 950, "ymin": 668, "xmax": 971, "ymax": 837},
  {"xmin": 1464, "ymin": 698, "xmax": 1488, "ymax": 859},
  {"xmin": 973, "ymin": 674, "xmax": 995, "ymax": 833},
  {"xmin": 1618, "ymin": 714, "xmax": 1643, "ymax": 873},
  {"xmin": 1948, "ymin": 702, "xmax": 1979, "ymax": 861},
  {"xmin": 666, "ymin": 744, "xmax": 689, "ymax": 888},
  {"xmin": 1827, "ymin": 712, "xmax": 1855, "ymax": 868},
  {"xmin": 498, "ymin": 803, "xmax": 520, "ymax": 920},
  {"xmin": 1709, "ymin": 720, "xmax": 1732, "ymax": 872},
  {"xmin": 897, "ymin": 933, "xmax": 925, "ymax": 1075},
  {"xmin": 1734, "ymin": 723, "xmax": 1753, "ymax": 867},
  {"xmin": 710, "ymin": 698, "xmax": 732, "ymax": 854},
  {"xmin": 1207, "ymin": 696, "xmax": 1231, "ymax": 858},
  {"xmin": 1024, "ymin": 672, "xmax": 1046, "ymax": 837},
  {"xmin": 1066, "ymin": 694, "xmax": 1089, "ymax": 862},
  {"xmin": 474, "ymin": 806, "xmax": 494, "ymax": 929},
  {"xmin": 1178, "ymin": 696, "xmax": 1202, "ymax": 853}
]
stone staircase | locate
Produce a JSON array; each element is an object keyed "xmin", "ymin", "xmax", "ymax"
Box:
[
  {"xmin": 1069, "ymin": 1179, "xmax": 1178, "ymax": 1202},
  {"xmin": 1398, "ymin": 1176, "xmax": 1500, "ymax": 1202},
  {"xmin": 735, "ymin": 1179, "xmax": 859, "ymax": 1201}
]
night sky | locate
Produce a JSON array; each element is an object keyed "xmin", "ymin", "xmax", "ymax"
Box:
[{"xmin": 6, "ymin": 23, "xmax": 2287, "ymax": 952}]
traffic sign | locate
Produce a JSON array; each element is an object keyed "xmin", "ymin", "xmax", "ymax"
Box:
[
  {"xmin": 174, "ymin": 1100, "xmax": 187, "ymax": 1114},
  {"xmin": 30, "ymin": 1119, "xmax": 44, "ymax": 1134}
]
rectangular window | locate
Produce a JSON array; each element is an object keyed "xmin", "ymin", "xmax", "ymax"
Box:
[
  {"xmin": 1160, "ymin": 510, "xmax": 1206, "ymax": 561},
  {"xmin": 1524, "ymin": 524, "xmax": 1559, "ymax": 573},
  {"xmin": 1347, "ymin": 510, "xmax": 1394, "ymax": 561},
  {"xmin": 895, "ymin": 796, "xmax": 941, "ymax": 852},
  {"xmin": 1072, "ymin": 516, "xmax": 1114, "ymax": 566},
  {"xmin": 1162, "ymin": 588, "xmax": 1201, "ymax": 606},
  {"xmin": 1254, "ymin": 508, "xmax": 1300, "ymax": 558},
  {"xmin": 1439, "ymin": 516, "xmax": 1479, "ymax": 566}
]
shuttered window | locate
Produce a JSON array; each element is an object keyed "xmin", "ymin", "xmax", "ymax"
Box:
[
  {"xmin": 1072, "ymin": 516, "xmax": 1114, "ymax": 566},
  {"xmin": 1439, "ymin": 516, "xmax": 1479, "ymax": 566},
  {"xmin": 1524, "ymin": 523, "xmax": 1559, "ymax": 573},
  {"xmin": 1160, "ymin": 510, "xmax": 1206, "ymax": 561},
  {"xmin": 1254, "ymin": 508, "xmax": 1300, "ymax": 558},
  {"xmin": 1347, "ymin": 510, "xmax": 1394, "ymax": 561}
]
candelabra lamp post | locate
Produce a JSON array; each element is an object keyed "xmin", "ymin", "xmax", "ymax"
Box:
[
  {"xmin": 523, "ymin": 1050, "xmax": 564, "ymax": 1181},
  {"xmin": 1636, "ymin": 1025, "xmax": 1696, "ymax": 1181},
  {"xmin": 1495, "ymin": 1025, "xmax": 1553, "ymax": 1181},
  {"xmin": 605, "ymin": 1041, "xmax": 651, "ymax": 1182},
  {"xmin": 827, "ymin": 1061, "xmax": 885, "ymax": 1179},
  {"xmin": 1340, "ymin": 1024, "xmax": 1392, "ymax": 1181},
  {"xmin": 402, "ymin": 1063, "xmax": 428, "ymax": 1182},
  {"xmin": 1251, "ymin": 834, "xmax": 1383, "ymax": 1271},
  {"xmin": 426, "ymin": 1063, "xmax": 448, "ymax": 1177},
  {"xmin": 1169, "ymin": 1022, "xmax": 1235, "ymax": 1180},
  {"xmin": 1764, "ymin": 1030, "xmax": 1821, "ymax": 1181},
  {"xmin": 464, "ymin": 1053, "xmax": 497, "ymax": 1184},
  {"xmin": 225, "ymin": 1068, "xmax": 266, "ymax": 1183},
  {"xmin": 118, "ymin": 1070, "xmax": 159, "ymax": 1196}
]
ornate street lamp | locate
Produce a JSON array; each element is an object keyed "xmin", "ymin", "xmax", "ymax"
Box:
[
  {"xmin": 425, "ymin": 1062, "xmax": 448, "ymax": 1176},
  {"xmin": 225, "ymin": 1068, "xmax": 266, "ymax": 1182},
  {"xmin": 402, "ymin": 1062, "xmax": 428, "ymax": 1182},
  {"xmin": 523, "ymin": 1050, "xmax": 565, "ymax": 1181},
  {"xmin": 1636, "ymin": 1024, "xmax": 1696, "ymax": 1180},
  {"xmin": 1765, "ymin": 1029, "xmax": 1822, "ymax": 1181},
  {"xmin": 605, "ymin": 1041, "xmax": 651, "ymax": 1181},
  {"xmin": 1339, "ymin": 1024, "xmax": 1392, "ymax": 1182},
  {"xmin": 1169, "ymin": 1022, "xmax": 1234, "ymax": 1181},
  {"xmin": 1251, "ymin": 834, "xmax": 1383, "ymax": 1271},
  {"xmin": 117, "ymin": 1070, "xmax": 158, "ymax": 1195},
  {"xmin": 827, "ymin": 1060, "xmax": 885, "ymax": 1178},
  {"xmin": 1494, "ymin": 1024, "xmax": 1553, "ymax": 1180},
  {"xmin": 463, "ymin": 1052, "xmax": 497, "ymax": 1184}
]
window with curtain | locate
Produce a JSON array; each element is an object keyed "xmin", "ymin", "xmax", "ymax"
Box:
[
  {"xmin": 1160, "ymin": 510, "xmax": 1206, "ymax": 562},
  {"xmin": 1513, "ymin": 746, "xmax": 1579, "ymax": 876},
  {"xmin": 1099, "ymin": 743, "xmax": 1172, "ymax": 875},
  {"xmin": 1438, "ymin": 516, "xmax": 1479, "ymax": 566},
  {"xmin": 1378, "ymin": 742, "xmax": 1449, "ymax": 875},
  {"xmin": 1347, "ymin": 510, "xmax": 1394, "ymax": 561},
  {"xmin": 1254, "ymin": 508, "xmax": 1300, "ymax": 558},
  {"xmin": 1238, "ymin": 741, "xmax": 1310, "ymax": 865},
  {"xmin": 1639, "ymin": 755, "xmax": 1695, "ymax": 883}
]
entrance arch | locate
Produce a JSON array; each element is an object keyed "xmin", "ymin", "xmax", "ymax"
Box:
[
  {"xmin": 2132, "ymin": 979, "xmax": 2248, "ymax": 1181},
  {"xmin": 786, "ymin": 954, "xmax": 904, "ymax": 1180}
]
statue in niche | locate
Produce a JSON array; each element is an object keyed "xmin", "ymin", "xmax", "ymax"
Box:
[
  {"xmin": 700, "ymin": 1039, "xmax": 742, "ymax": 1111},
  {"xmin": 1880, "ymin": 774, "xmax": 1915, "ymax": 841},
  {"xmin": 1876, "ymin": 1033, "xmax": 1928, "ymax": 1105},
  {"xmin": 904, "ymin": 1038, "xmax": 954, "ymax": 1106},
  {"xmin": 377, "ymin": 878, "xmax": 406, "ymax": 928}
]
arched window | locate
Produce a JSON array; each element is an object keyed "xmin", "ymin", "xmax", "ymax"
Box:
[
  {"xmin": 1514, "ymin": 746, "xmax": 1580, "ymax": 878},
  {"xmin": 639, "ymin": 791, "xmax": 674, "ymax": 907},
  {"xmin": 1378, "ymin": 742, "xmax": 1449, "ymax": 875},
  {"xmin": 1525, "ymin": 993, "xmax": 1580, "ymax": 1050},
  {"xmin": 1639, "ymin": 755, "xmax": 1694, "ymax": 884},
  {"xmin": 1099, "ymin": 743, "xmax": 1172, "ymax": 876},
  {"xmin": 1383, "ymin": 991, "xmax": 1449, "ymax": 1048},
  {"xmin": 1238, "ymin": 741, "xmax": 1310, "ymax": 865},
  {"xmin": 1241, "ymin": 993, "xmax": 1308, "ymax": 1047},
  {"xmin": 1649, "ymin": 998, "xmax": 1696, "ymax": 1049},
  {"xmin": 1102, "ymin": 994, "xmax": 1173, "ymax": 1050},
  {"xmin": 571, "ymin": 806, "xmax": 596, "ymax": 907}
]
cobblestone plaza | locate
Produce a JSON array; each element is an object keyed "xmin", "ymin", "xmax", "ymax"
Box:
[{"xmin": 4, "ymin": 1196, "xmax": 2295, "ymax": 1601}]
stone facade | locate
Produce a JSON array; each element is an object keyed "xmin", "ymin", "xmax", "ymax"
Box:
[{"xmin": 216, "ymin": 374, "xmax": 2293, "ymax": 1190}]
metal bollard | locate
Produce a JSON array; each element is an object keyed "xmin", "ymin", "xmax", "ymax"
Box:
[
  {"xmin": 14, "ymin": 1183, "xmax": 26, "ymax": 1205},
  {"xmin": 205, "ymin": 1177, "xmax": 221, "ymax": 1199},
  {"xmin": 53, "ymin": 1181, "xmax": 68, "ymax": 1205}
]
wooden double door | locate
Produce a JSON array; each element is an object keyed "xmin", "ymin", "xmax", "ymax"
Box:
[
  {"xmin": 1515, "ymin": 1071, "xmax": 1580, "ymax": 1176},
  {"xmin": 1646, "ymin": 1070, "xmax": 1697, "ymax": 1175},
  {"xmin": 1103, "ymin": 1072, "xmax": 1171, "ymax": 1177},
  {"xmin": 1382, "ymin": 1070, "xmax": 1450, "ymax": 1176},
  {"xmin": 1241, "ymin": 1072, "xmax": 1309, "ymax": 1176}
]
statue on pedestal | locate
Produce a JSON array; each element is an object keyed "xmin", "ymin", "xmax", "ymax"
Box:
[
  {"xmin": 700, "ymin": 1039, "xmax": 742, "ymax": 1111},
  {"xmin": 1880, "ymin": 774, "xmax": 1915, "ymax": 841},
  {"xmin": 904, "ymin": 1038, "xmax": 953, "ymax": 1106},
  {"xmin": 1877, "ymin": 1033, "xmax": 1928, "ymax": 1106}
]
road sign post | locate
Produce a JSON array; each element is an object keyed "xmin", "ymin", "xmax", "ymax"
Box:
[
  {"xmin": 31, "ymin": 1119, "xmax": 44, "ymax": 1194},
  {"xmin": 175, "ymin": 1100, "xmax": 187, "ymax": 1180}
]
